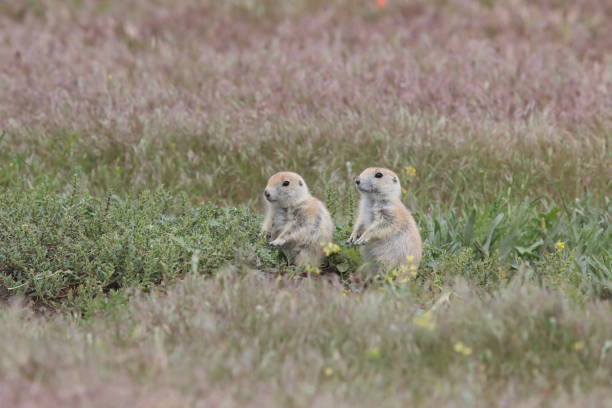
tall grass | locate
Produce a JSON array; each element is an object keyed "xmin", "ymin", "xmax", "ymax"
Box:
[{"xmin": 1, "ymin": 275, "xmax": 611, "ymax": 407}]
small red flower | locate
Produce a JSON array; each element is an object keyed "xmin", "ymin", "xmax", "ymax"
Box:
[{"xmin": 376, "ymin": 0, "xmax": 387, "ymax": 8}]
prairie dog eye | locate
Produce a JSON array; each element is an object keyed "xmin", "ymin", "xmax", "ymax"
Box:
[
  {"xmin": 374, "ymin": 172, "xmax": 383, "ymax": 178},
  {"xmin": 282, "ymin": 181, "xmax": 290, "ymax": 186}
]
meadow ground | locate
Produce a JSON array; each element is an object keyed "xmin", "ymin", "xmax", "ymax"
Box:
[{"xmin": 0, "ymin": 0, "xmax": 611, "ymax": 406}]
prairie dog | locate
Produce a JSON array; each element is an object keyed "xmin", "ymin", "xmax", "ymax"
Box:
[
  {"xmin": 347, "ymin": 167, "xmax": 422, "ymax": 272},
  {"xmin": 262, "ymin": 171, "xmax": 334, "ymax": 267}
]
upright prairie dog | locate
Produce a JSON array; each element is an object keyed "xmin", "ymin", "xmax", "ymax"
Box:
[
  {"xmin": 262, "ymin": 171, "xmax": 334, "ymax": 267},
  {"xmin": 347, "ymin": 167, "xmax": 422, "ymax": 272}
]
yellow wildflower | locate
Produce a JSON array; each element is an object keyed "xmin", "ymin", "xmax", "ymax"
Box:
[
  {"xmin": 413, "ymin": 311, "xmax": 436, "ymax": 330},
  {"xmin": 454, "ymin": 342, "xmax": 473, "ymax": 356},
  {"xmin": 403, "ymin": 165, "xmax": 417, "ymax": 179},
  {"xmin": 402, "ymin": 188, "xmax": 409, "ymax": 195},
  {"xmin": 384, "ymin": 268, "xmax": 399, "ymax": 282},
  {"xmin": 572, "ymin": 341, "xmax": 584, "ymax": 352},
  {"xmin": 323, "ymin": 242, "xmax": 341, "ymax": 256},
  {"xmin": 555, "ymin": 241, "xmax": 566, "ymax": 251},
  {"xmin": 324, "ymin": 367, "xmax": 334, "ymax": 376},
  {"xmin": 365, "ymin": 347, "xmax": 381, "ymax": 360},
  {"xmin": 304, "ymin": 265, "xmax": 320, "ymax": 275}
]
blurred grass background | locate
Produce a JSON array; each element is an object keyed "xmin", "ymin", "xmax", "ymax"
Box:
[{"xmin": 0, "ymin": 0, "xmax": 610, "ymax": 406}]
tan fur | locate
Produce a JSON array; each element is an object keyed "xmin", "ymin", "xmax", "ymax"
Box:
[
  {"xmin": 262, "ymin": 171, "xmax": 334, "ymax": 267},
  {"xmin": 347, "ymin": 167, "xmax": 422, "ymax": 272}
]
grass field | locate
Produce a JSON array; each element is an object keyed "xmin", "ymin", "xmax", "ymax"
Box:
[{"xmin": 0, "ymin": 0, "xmax": 611, "ymax": 406}]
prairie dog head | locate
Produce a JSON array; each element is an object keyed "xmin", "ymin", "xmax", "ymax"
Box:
[
  {"xmin": 264, "ymin": 171, "xmax": 310, "ymax": 208},
  {"xmin": 354, "ymin": 167, "xmax": 401, "ymax": 199}
]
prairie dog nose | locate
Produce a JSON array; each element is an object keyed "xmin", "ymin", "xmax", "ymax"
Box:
[
  {"xmin": 355, "ymin": 178, "xmax": 360, "ymax": 185},
  {"xmin": 264, "ymin": 190, "xmax": 271, "ymax": 198}
]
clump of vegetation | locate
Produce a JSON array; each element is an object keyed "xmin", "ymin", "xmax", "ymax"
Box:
[
  {"xmin": 0, "ymin": 183, "xmax": 275, "ymax": 311},
  {"xmin": 1, "ymin": 183, "xmax": 609, "ymax": 312}
]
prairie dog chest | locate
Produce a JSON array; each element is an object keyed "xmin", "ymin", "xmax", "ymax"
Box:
[
  {"xmin": 359, "ymin": 198, "xmax": 375, "ymax": 225},
  {"xmin": 362, "ymin": 198, "xmax": 391, "ymax": 224},
  {"xmin": 272, "ymin": 208, "xmax": 288, "ymax": 235}
]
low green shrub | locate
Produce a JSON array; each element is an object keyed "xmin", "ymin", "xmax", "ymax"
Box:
[
  {"xmin": 0, "ymin": 184, "xmax": 274, "ymax": 310},
  {"xmin": 0, "ymin": 184, "xmax": 609, "ymax": 311}
]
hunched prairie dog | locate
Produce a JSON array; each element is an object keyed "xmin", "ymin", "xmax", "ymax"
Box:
[
  {"xmin": 347, "ymin": 167, "xmax": 422, "ymax": 272},
  {"xmin": 262, "ymin": 171, "xmax": 334, "ymax": 267}
]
